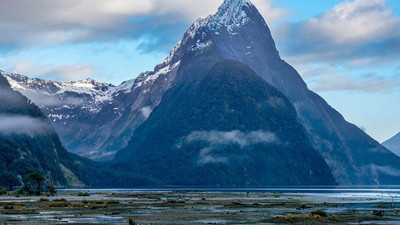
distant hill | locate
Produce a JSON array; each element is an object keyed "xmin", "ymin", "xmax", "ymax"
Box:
[{"xmin": 383, "ymin": 132, "xmax": 400, "ymax": 156}]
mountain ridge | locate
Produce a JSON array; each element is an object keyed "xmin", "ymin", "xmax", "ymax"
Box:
[
  {"xmin": 2, "ymin": 0, "xmax": 400, "ymax": 185},
  {"xmin": 0, "ymin": 75, "xmax": 88, "ymax": 188}
]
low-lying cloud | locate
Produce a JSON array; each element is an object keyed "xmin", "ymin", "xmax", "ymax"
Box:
[
  {"xmin": 185, "ymin": 130, "xmax": 277, "ymax": 147},
  {"xmin": 372, "ymin": 165, "xmax": 400, "ymax": 177},
  {"xmin": 182, "ymin": 130, "xmax": 278, "ymax": 165},
  {"xmin": 19, "ymin": 90, "xmax": 84, "ymax": 107},
  {"xmin": 0, "ymin": 114, "xmax": 51, "ymax": 135},
  {"xmin": 139, "ymin": 106, "xmax": 152, "ymax": 120}
]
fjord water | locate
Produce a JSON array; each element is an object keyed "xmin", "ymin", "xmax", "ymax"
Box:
[
  {"xmin": 63, "ymin": 186, "xmax": 400, "ymax": 194},
  {"xmin": 2, "ymin": 0, "xmax": 400, "ymax": 191}
]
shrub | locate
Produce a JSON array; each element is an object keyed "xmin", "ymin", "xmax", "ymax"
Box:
[
  {"xmin": 77, "ymin": 192, "xmax": 90, "ymax": 196},
  {"xmin": 89, "ymin": 204, "xmax": 107, "ymax": 210},
  {"xmin": 311, "ymin": 209, "xmax": 327, "ymax": 217},
  {"xmin": 3, "ymin": 205, "xmax": 14, "ymax": 210},
  {"xmin": 106, "ymin": 200, "xmax": 120, "ymax": 205},
  {"xmin": 373, "ymin": 210, "xmax": 384, "ymax": 217},
  {"xmin": 47, "ymin": 201, "xmax": 70, "ymax": 207},
  {"xmin": 128, "ymin": 218, "xmax": 136, "ymax": 225},
  {"xmin": 0, "ymin": 188, "xmax": 7, "ymax": 195}
]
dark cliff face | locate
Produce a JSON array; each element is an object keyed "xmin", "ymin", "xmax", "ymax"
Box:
[
  {"xmin": 0, "ymin": 75, "xmax": 114, "ymax": 188},
  {"xmin": 113, "ymin": 58, "xmax": 336, "ymax": 186},
  {"xmin": 0, "ymin": 75, "xmax": 82, "ymax": 187}
]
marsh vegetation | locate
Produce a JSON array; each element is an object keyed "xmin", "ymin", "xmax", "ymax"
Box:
[{"xmin": 0, "ymin": 190, "xmax": 399, "ymax": 224}]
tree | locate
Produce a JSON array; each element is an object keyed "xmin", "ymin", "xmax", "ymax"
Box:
[{"xmin": 23, "ymin": 170, "xmax": 46, "ymax": 195}]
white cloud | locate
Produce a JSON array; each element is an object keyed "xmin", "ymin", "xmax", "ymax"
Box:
[
  {"xmin": 184, "ymin": 130, "xmax": 277, "ymax": 147},
  {"xmin": 152, "ymin": 0, "xmax": 288, "ymax": 22},
  {"xmin": 0, "ymin": 114, "xmax": 51, "ymax": 135},
  {"xmin": 10, "ymin": 60, "xmax": 95, "ymax": 81},
  {"xmin": 304, "ymin": 0, "xmax": 399, "ymax": 44},
  {"xmin": 251, "ymin": 0, "xmax": 289, "ymax": 23},
  {"xmin": 0, "ymin": 0, "xmax": 287, "ymax": 48},
  {"xmin": 182, "ymin": 130, "xmax": 278, "ymax": 164},
  {"xmin": 139, "ymin": 106, "xmax": 152, "ymax": 120},
  {"xmin": 276, "ymin": 0, "xmax": 400, "ymax": 65},
  {"xmin": 372, "ymin": 165, "xmax": 400, "ymax": 177},
  {"xmin": 297, "ymin": 65, "xmax": 336, "ymax": 78},
  {"xmin": 18, "ymin": 90, "xmax": 84, "ymax": 107},
  {"xmin": 312, "ymin": 74, "xmax": 400, "ymax": 93},
  {"xmin": 198, "ymin": 147, "xmax": 228, "ymax": 164}
]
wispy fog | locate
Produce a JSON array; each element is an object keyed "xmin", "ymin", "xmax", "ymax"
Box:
[
  {"xmin": 198, "ymin": 147, "xmax": 228, "ymax": 164},
  {"xmin": 139, "ymin": 106, "xmax": 152, "ymax": 120},
  {"xmin": 20, "ymin": 90, "xmax": 84, "ymax": 107},
  {"xmin": 0, "ymin": 114, "xmax": 51, "ymax": 135},
  {"xmin": 372, "ymin": 165, "xmax": 400, "ymax": 177},
  {"xmin": 184, "ymin": 130, "xmax": 277, "ymax": 147},
  {"xmin": 182, "ymin": 130, "xmax": 278, "ymax": 165}
]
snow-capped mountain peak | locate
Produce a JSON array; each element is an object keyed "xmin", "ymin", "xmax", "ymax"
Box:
[
  {"xmin": 211, "ymin": 0, "xmax": 252, "ymax": 30},
  {"xmin": 155, "ymin": 0, "xmax": 255, "ymax": 69},
  {"xmin": 0, "ymin": 0, "xmax": 268, "ymax": 161}
]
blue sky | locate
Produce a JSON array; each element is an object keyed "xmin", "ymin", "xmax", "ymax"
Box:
[{"xmin": 0, "ymin": 0, "xmax": 399, "ymax": 142}]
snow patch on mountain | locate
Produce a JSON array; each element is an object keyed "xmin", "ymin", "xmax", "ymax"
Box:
[
  {"xmin": 209, "ymin": 0, "xmax": 252, "ymax": 33},
  {"xmin": 134, "ymin": 61, "xmax": 181, "ymax": 89}
]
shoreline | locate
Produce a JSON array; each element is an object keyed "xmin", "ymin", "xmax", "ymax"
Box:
[{"xmin": 1, "ymin": 189, "xmax": 400, "ymax": 224}]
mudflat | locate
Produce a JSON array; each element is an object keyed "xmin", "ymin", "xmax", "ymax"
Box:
[{"xmin": 0, "ymin": 190, "xmax": 399, "ymax": 224}]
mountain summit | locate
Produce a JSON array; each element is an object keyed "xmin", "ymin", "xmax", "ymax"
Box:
[
  {"xmin": 112, "ymin": 0, "xmax": 400, "ymax": 185},
  {"xmin": 4, "ymin": 0, "xmax": 400, "ymax": 185}
]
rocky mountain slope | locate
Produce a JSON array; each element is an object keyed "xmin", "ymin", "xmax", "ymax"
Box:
[
  {"xmin": 1, "ymin": 72, "xmax": 133, "ymax": 160},
  {"xmin": 0, "ymin": 75, "xmax": 101, "ymax": 188},
  {"xmin": 112, "ymin": 0, "xmax": 400, "ymax": 185},
  {"xmin": 1, "ymin": 43, "xmax": 182, "ymax": 161},
  {"xmin": 112, "ymin": 59, "xmax": 336, "ymax": 186}
]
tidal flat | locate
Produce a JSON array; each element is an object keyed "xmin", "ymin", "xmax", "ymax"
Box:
[{"xmin": 1, "ymin": 189, "xmax": 400, "ymax": 224}]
